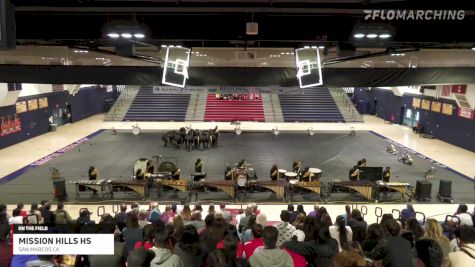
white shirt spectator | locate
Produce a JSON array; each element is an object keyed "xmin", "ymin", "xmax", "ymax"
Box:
[
  {"xmin": 273, "ymin": 221, "xmax": 296, "ymax": 248},
  {"xmin": 329, "ymin": 225, "xmax": 353, "ymax": 252},
  {"xmin": 9, "ymin": 216, "xmax": 24, "ymax": 225},
  {"xmin": 451, "ymin": 213, "xmax": 474, "ymax": 226}
]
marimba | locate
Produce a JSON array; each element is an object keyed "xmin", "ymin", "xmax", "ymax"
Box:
[
  {"xmin": 73, "ymin": 179, "xmax": 111, "ymax": 199},
  {"xmin": 250, "ymin": 180, "xmax": 285, "ymax": 200},
  {"xmin": 331, "ymin": 180, "xmax": 376, "ymax": 201},
  {"xmin": 110, "ymin": 179, "xmax": 148, "ymax": 199},
  {"xmin": 157, "ymin": 179, "xmax": 189, "ymax": 196},
  {"xmin": 375, "ymin": 181, "xmax": 413, "ymax": 202},
  {"xmin": 286, "ymin": 181, "xmax": 322, "ymax": 202},
  {"xmin": 201, "ymin": 180, "xmax": 236, "ymax": 199}
]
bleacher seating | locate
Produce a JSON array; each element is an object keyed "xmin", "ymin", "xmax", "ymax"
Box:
[
  {"xmin": 204, "ymin": 94, "xmax": 265, "ymax": 122},
  {"xmin": 123, "ymin": 87, "xmax": 190, "ymax": 121},
  {"xmin": 279, "ymin": 88, "xmax": 345, "ymax": 122}
]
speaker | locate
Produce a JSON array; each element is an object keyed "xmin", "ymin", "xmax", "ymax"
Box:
[
  {"xmin": 0, "ymin": 0, "xmax": 16, "ymax": 50},
  {"xmin": 438, "ymin": 180, "xmax": 452, "ymax": 197},
  {"xmin": 415, "ymin": 180, "xmax": 432, "ymax": 201}
]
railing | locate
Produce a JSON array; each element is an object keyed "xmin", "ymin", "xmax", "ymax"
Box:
[
  {"xmin": 332, "ymin": 88, "xmax": 364, "ymax": 123},
  {"xmin": 108, "ymin": 86, "xmax": 135, "ymax": 121}
]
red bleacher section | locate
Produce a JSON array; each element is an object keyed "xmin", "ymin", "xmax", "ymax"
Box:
[{"xmin": 204, "ymin": 94, "xmax": 265, "ymax": 122}]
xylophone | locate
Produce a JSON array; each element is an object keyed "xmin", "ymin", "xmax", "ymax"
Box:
[
  {"xmin": 110, "ymin": 179, "xmax": 148, "ymax": 199},
  {"xmin": 157, "ymin": 179, "xmax": 189, "ymax": 196},
  {"xmin": 73, "ymin": 179, "xmax": 112, "ymax": 199},
  {"xmin": 375, "ymin": 181, "xmax": 413, "ymax": 202},
  {"xmin": 250, "ymin": 180, "xmax": 285, "ymax": 199},
  {"xmin": 331, "ymin": 180, "xmax": 376, "ymax": 201}
]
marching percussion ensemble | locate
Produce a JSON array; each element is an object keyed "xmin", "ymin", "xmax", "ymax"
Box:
[{"xmin": 71, "ymin": 155, "xmax": 414, "ymax": 203}]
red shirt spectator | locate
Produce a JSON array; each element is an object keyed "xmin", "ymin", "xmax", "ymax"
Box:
[
  {"xmin": 243, "ymin": 238, "xmax": 264, "ymax": 260},
  {"xmin": 284, "ymin": 248, "xmax": 306, "ymax": 267},
  {"xmin": 217, "ymin": 239, "xmax": 244, "ymax": 258},
  {"xmin": 134, "ymin": 241, "xmax": 153, "ymax": 250}
]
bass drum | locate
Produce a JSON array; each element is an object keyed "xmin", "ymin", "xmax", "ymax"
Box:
[
  {"xmin": 237, "ymin": 175, "xmax": 247, "ymax": 187},
  {"xmin": 132, "ymin": 126, "xmax": 141, "ymax": 135}
]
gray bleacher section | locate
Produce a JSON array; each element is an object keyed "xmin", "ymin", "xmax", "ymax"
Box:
[
  {"xmin": 123, "ymin": 86, "xmax": 190, "ymax": 121},
  {"xmin": 279, "ymin": 88, "xmax": 345, "ymax": 122}
]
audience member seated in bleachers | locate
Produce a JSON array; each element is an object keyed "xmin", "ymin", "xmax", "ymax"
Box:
[
  {"xmin": 242, "ymin": 215, "xmax": 257, "ymax": 243},
  {"xmin": 414, "ymin": 239, "xmax": 444, "ymax": 267},
  {"xmin": 402, "ymin": 218, "xmax": 425, "ymax": 248},
  {"xmin": 0, "ymin": 223, "xmax": 12, "ymax": 267},
  {"xmin": 308, "ymin": 204, "xmax": 319, "ymax": 218},
  {"xmin": 281, "ymin": 234, "xmax": 307, "ymax": 267},
  {"xmin": 239, "ymin": 207, "xmax": 253, "ymax": 236},
  {"xmin": 274, "ymin": 210, "xmax": 297, "ymax": 248},
  {"xmin": 379, "ymin": 213, "xmax": 394, "ymax": 227},
  {"xmin": 244, "ymin": 224, "xmax": 264, "ymax": 260},
  {"xmin": 13, "ymin": 203, "xmax": 27, "ymax": 218},
  {"xmin": 450, "ymin": 204, "xmax": 474, "ymax": 227},
  {"xmin": 134, "ymin": 224, "xmax": 157, "ymax": 250},
  {"xmin": 303, "ymin": 216, "xmax": 316, "ymax": 242},
  {"xmin": 138, "ymin": 209, "xmax": 150, "ymax": 229},
  {"xmin": 296, "ymin": 205, "xmax": 306, "ymax": 217},
  {"xmin": 208, "ymin": 235, "xmax": 244, "ymax": 267},
  {"xmin": 54, "ymin": 202, "xmax": 72, "ymax": 224},
  {"xmin": 174, "ymin": 225, "xmax": 205, "ymax": 267},
  {"xmin": 28, "ymin": 203, "xmax": 43, "ymax": 225},
  {"xmin": 370, "ymin": 218, "xmax": 415, "ymax": 267},
  {"xmin": 171, "ymin": 215, "xmax": 185, "ymax": 245},
  {"xmin": 88, "ymin": 222, "xmax": 124, "ymax": 267},
  {"xmin": 348, "ymin": 209, "xmax": 367, "ymax": 244},
  {"xmin": 249, "ymin": 226, "xmax": 293, "ymax": 267},
  {"xmin": 38, "ymin": 200, "xmax": 47, "ymax": 217},
  {"xmin": 341, "ymin": 205, "xmax": 351, "ymax": 225},
  {"xmin": 287, "ymin": 204, "xmax": 297, "ymax": 224},
  {"xmin": 401, "ymin": 203, "xmax": 417, "ymax": 223},
  {"xmin": 181, "ymin": 204, "xmax": 192, "ymax": 224},
  {"xmin": 333, "ymin": 241, "xmax": 366, "ymax": 267},
  {"xmin": 41, "ymin": 203, "xmax": 54, "ymax": 225},
  {"xmin": 315, "ymin": 207, "xmax": 333, "ymax": 229},
  {"xmin": 424, "ymin": 218, "xmax": 451, "ymax": 259},
  {"xmin": 9, "ymin": 208, "xmax": 24, "ymax": 225},
  {"xmin": 361, "ymin": 223, "xmax": 384, "ymax": 257},
  {"xmin": 330, "ymin": 215, "xmax": 353, "ymax": 252},
  {"xmin": 217, "ymin": 223, "xmax": 244, "ymax": 259},
  {"xmin": 293, "ymin": 214, "xmax": 305, "ymax": 231},
  {"xmin": 150, "ymin": 225, "xmax": 184, "ymax": 267},
  {"xmin": 448, "ymin": 225, "xmax": 475, "ymax": 267},
  {"xmin": 148, "ymin": 202, "xmax": 161, "ymax": 224},
  {"xmin": 186, "ymin": 210, "xmax": 205, "ymax": 232},
  {"xmin": 114, "ymin": 204, "xmax": 128, "ymax": 231},
  {"xmin": 122, "ymin": 214, "xmax": 142, "ymax": 259}
]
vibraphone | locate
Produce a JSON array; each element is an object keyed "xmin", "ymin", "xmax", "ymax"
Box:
[
  {"xmin": 250, "ymin": 180, "xmax": 285, "ymax": 200},
  {"xmin": 73, "ymin": 179, "xmax": 112, "ymax": 199},
  {"xmin": 110, "ymin": 179, "xmax": 148, "ymax": 199},
  {"xmin": 375, "ymin": 181, "xmax": 413, "ymax": 202},
  {"xmin": 330, "ymin": 180, "xmax": 376, "ymax": 202}
]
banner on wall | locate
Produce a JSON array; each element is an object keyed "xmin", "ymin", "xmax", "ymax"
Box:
[
  {"xmin": 0, "ymin": 114, "xmax": 21, "ymax": 137},
  {"xmin": 441, "ymin": 103, "xmax": 453, "ymax": 115},
  {"xmin": 27, "ymin": 99, "xmax": 38, "ymax": 111},
  {"xmin": 421, "ymin": 99, "xmax": 431, "ymax": 110},
  {"xmin": 431, "ymin": 101, "xmax": 441, "ymax": 113},
  {"xmin": 412, "ymin": 97, "xmax": 421, "ymax": 108},
  {"xmin": 451, "ymin": 85, "xmax": 467, "ymax": 94},
  {"xmin": 15, "ymin": 101, "xmax": 27, "ymax": 113},
  {"xmin": 441, "ymin": 85, "xmax": 451, "ymax": 97},
  {"xmin": 38, "ymin": 97, "xmax": 48, "ymax": 109},
  {"xmin": 458, "ymin": 107, "xmax": 474, "ymax": 119}
]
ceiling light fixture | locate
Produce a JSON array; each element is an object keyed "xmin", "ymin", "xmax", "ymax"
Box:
[
  {"xmin": 304, "ymin": 46, "xmax": 310, "ymax": 48},
  {"xmin": 121, "ymin": 33, "xmax": 132, "ymax": 38},
  {"xmin": 107, "ymin": 33, "xmax": 120, "ymax": 38},
  {"xmin": 318, "ymin": 45, "xmax": 325, "ymax": 49},
  {"xmin": 353, "ymin": 33, "xmax": 365, "ymax": 38},
  {"xmin": 472, "ymin": 47, "xmax": 475, "ymax": 51},
  {"xmin": 133, "ymin": 33, "xmax": 145, "ymax": 38},
  {"xmin": 366, "ymin": 33, "xmax": 378, "ymax": 39},
  {"xmin": 379, "ymin": 33, "xmax": 391, "ymax": 39}
]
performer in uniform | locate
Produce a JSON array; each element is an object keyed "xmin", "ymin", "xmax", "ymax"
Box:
[
  {"xmin": 292, "ymin": 160, "xmax": 302, "ymax": 174},
  {"xmin": 195, "ymin": 158, "xmax": 204, "ymax": 173},
  {"xmin": 135, "ymin": 168, "xmax": 145, "ymax": 180},
  {"xmin": 146, "ymin": 161, "xmax": 154, "ymax": 175},
  {"xmin": 224, "ymin": 166, "xmax": 233, "ymax": 181},
  {"xmin": 301, "ymin": 167, "xmax": 313, "ymax": 182},
  {"xmin": 88, "ymin": 166, "xmax": 98, "ymax": 194},
  {"xmin": 88, "ymin": 166, "xmax": 98, "ymax": 180},
  {"xmin": 358, "ymin": 158, "xmax": 367, "ymax": 167},
  {"xmin": 383, "ymin": 166, "xmax": 391, "ymax": 182},
  {"xmin": 237, "ymin": 159, "xmax": 247, "ymax": 169},
  {"xmin": 349, "ymin": 166, "xmax": 359, "ymax": 181},
  {"xmin": 270, "ymin": 164, "xmax": 278, "ymax": 181}
]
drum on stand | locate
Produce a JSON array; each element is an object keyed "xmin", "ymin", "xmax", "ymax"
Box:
[
  {"xmin": 237, "ymin": 174, "xmax": 247, "ymax": 187},
  {"xmin": 247, "ymin": 168, "xmax": 256, "ymax": 180},
  {"xmin": 278, "ymin": 169, "xmax": 287, "ymax": 179},
  {"xmin": 309, "ymin": 168, "xmax": 322, "ymax": 180}
]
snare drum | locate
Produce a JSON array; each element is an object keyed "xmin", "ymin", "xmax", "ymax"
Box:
[
  {"xmin": 285, "ymin": 172, "xmax": 298, "ymax": 182},
  {"xmin": 247, "ymin": 168, "xmax": 256, "ymax": 179}
]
